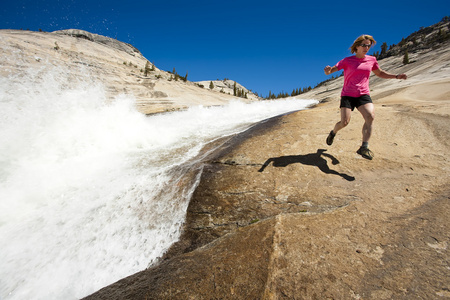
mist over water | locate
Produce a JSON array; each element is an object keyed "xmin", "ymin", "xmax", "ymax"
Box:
[{"xmin": 0, "ymin": 51, "xmax": 317, "ymax": 299}]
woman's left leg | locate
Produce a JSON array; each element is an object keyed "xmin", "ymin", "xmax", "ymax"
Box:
[{"xmin": 357, "ymin": 103, "xmax": 375, "ymax": 143}]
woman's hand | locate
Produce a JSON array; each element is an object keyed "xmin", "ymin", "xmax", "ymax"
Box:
[{"xmin": 324, "ymin": 65, "xmax": 337, "ymax": 75}]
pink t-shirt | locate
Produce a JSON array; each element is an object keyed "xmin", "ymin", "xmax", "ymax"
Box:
[{"xmin": 335, "ymin": 55, "xmax": 379, "ymax": 97}]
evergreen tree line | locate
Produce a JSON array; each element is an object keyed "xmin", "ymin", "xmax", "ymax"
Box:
[
  {"xmin": 144, "ymin": 63, "xmax": 188, "ymax": 81},
  {"xmin": 165, "ymin": 67, "xmax": 188, "ymax": 82},
  {"xmin": 207, "ymin": 81, "xmax": 248, "ymax": 99},
  {"xmin": 372, "ymin": 41, "xmax": 411, "ymax": 65},
  {"xmin": 265, "ymin": 86, "xmax": 310, "ymax": 100},
  {"xmin": 264, "ymin": 73, "xmax": 342, "ymax": 100},
  {"xmin": 233, "ymin": 81, "xmax": 248, "ymax": 99}
]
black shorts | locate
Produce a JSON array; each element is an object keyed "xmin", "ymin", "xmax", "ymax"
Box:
[{"xmin": 340, "ymin": 95, "xmax": 373, "ymax": 111}]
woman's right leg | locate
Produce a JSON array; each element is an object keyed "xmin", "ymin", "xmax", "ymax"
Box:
[
  {"xmin": 333, "ymin": 107, "xmax": 352, "ymax": 133},
  {"xmin": 327, "ymin": 107, "xmax": 351, "ymax": 145}
]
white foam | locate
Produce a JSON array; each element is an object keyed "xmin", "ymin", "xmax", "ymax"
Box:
[{"xmin": 0, "ymin": 52, "xmax": 317, "ymax": 299}]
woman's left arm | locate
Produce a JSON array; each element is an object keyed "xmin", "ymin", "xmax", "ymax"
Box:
[{"xmin": 373, "ymin": 68, "xmax": 407, "ymax": 80}]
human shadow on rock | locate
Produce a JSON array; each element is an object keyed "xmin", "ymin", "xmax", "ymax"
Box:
[{"xmin": 258, "ymin": 149, "xmax": 355, "ymax": 181}]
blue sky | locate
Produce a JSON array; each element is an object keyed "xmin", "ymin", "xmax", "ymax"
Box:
[{"xmin": 1, "ymin": 0, "xmax": 448, "ymax": 97}]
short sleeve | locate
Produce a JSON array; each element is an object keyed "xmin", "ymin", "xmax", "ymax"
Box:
[
  {"xmin": 335, "ymin": 58, "xmax": 346, "ymax": 71},
  {"xmin": 372, "ymin": 57, "xmax": 380, "ymax": 71}
]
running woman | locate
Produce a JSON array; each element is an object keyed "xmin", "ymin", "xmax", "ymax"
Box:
[{"xmin": 324, "ymin": 34, "xmax": 407, "ymax": 160}]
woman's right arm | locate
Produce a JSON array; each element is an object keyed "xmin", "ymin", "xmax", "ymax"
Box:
[{"xmin": 324, "ymin": 65, "xmax": 338, "ymax": 75}]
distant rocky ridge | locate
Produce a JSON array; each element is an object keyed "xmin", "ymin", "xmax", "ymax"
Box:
[
  {"xmin": 53, "ymin": 29, "xmax": 259, "ymax": 102},
  {"xmin": 54, "ymin": 29, "xmax": 260, "ymax": 100},
  {"xmin": 0, "ymin": 28, "xmax": 259, "ymax": 115}
]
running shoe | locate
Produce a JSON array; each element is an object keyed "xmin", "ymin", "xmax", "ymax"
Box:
[
  {"xmin": 326, "ymin": 130, "xmax": 335, "ymax": 146},
  {"xmin": 357, "ymin": 147, "xmax": 374, "ymax": 160}
]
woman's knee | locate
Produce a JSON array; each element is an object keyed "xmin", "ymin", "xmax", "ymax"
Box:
[
  {"xmin": 358, "ymin": 103, "xmax": 375, "ymax": 123},
  {"xmin": 342, "ymin": 117, "xmax": 351, "ymax": 127},
  {"xmin": 365, "ymin": 112, "xmax": 375, "ymax": 123},
  {"xmin": 339, "ymin": 107, "xmax": 352, "ymax": 128}
]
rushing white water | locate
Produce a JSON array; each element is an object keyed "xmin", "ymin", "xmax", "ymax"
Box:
[{"xmin": 0, "ymin": 53, "xmax": 317, "ymax": 299}]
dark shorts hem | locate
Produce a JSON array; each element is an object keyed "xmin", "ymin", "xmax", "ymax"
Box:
[{"xmin": 340, "ymin": 95, "xmax": 373, "ymax": 111}]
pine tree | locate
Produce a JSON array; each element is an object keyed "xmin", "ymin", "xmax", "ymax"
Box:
[
  {"xmin": 380, "ymin": 42, "xmax": 387, "ymax": 57},
  {"xmin": 403, "ymin": 50, "xmax": 409, "ymax": 65},
  {"xmin": 209, "ymin": 81, "xmax": 214, "ymax": 89},
  {"xmin": 144, "ymin": 61, "xmax": 151, "ymax": 76}
]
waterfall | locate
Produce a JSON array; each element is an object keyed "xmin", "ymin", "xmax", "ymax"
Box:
[{"xmin": 0, "ymin": 48, "xmax": 318, "ymax": 299}]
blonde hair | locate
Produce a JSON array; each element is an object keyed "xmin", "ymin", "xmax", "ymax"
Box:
[{"xmin": 350, "ymin": 35, "xmax": 376, "ymax": 54}]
